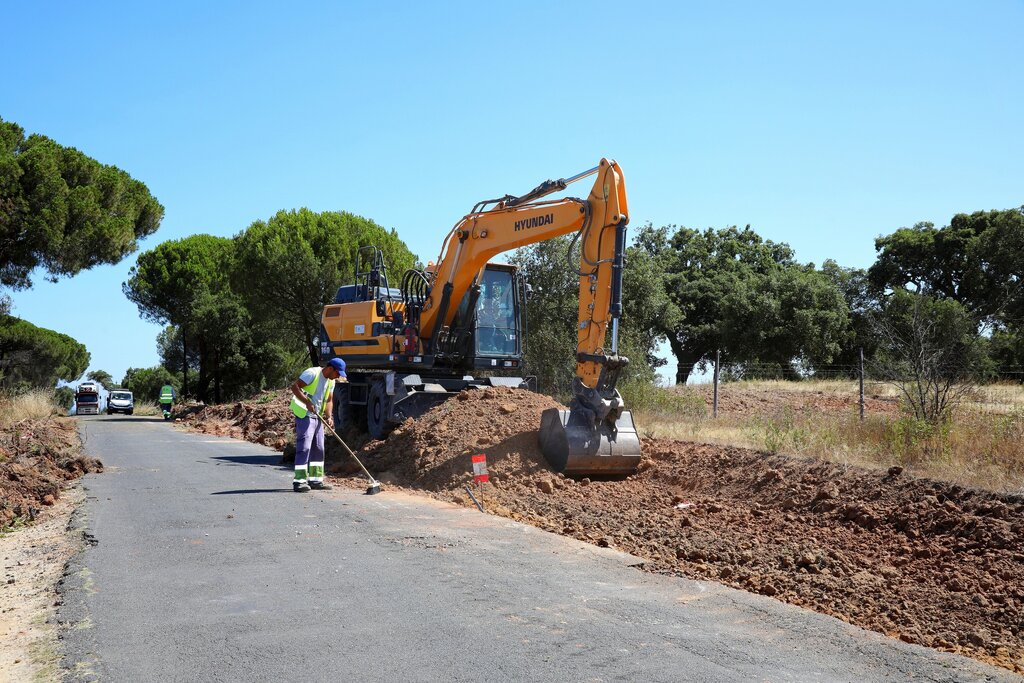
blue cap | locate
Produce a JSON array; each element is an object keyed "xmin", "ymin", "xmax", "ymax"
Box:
[{"xmin": 327, "ymin": 357, "xmax": 347, "ymax": 377}]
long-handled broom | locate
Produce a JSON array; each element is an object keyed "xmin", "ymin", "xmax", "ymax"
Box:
[{"xmin": 309, "ymin": 406, "xmax": 382, "ymax": 495}]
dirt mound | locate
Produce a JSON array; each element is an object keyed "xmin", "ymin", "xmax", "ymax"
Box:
[
  {"xmin": 177, "ymin": 393, "xmax": 294, "ymax": 450},
  {"xmin": 182, "ymin": 385, "xmax": 1024, "ymax": 672},
  {"xmin": 359, "ymin": 386, "xmax": 564, "ymax": 489},
  {"xmin": 0, "ymin": 418, "xmax": 101, "ymax": 528},
  {"xmin": 553, "ymin": 441, "xmax": 1024, "ymax": 672}
]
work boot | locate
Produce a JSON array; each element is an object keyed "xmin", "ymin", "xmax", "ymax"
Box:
[
  {"xmin": 293, "ymin": 481, "xmax": 311, "ymax": 493},
  {"xmin": 310, "ymin": 481, "xmax": 333, "ymax": 490}
]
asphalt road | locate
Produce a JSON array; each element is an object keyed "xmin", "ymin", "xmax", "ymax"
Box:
[{"xmin": 59, "ymin": 415, "xmax": 1018, "ymax": 682}]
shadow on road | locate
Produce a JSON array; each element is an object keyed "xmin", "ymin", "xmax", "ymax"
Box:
[
  {"xmin": 210, "ymin": 488, "xmax": 292, "ymax": 495},
  {"xmin": 78, "ymin": 416, "xmax": 168, "ymax": 423},
  {"xmin": 211, "ymin": 454, "xmax": 287, "ymax": 467}
]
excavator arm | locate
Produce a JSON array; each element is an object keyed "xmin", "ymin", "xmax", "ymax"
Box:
[{"xmin": 414, "ymin": 159, "xmax": 641, "ymax": 476}]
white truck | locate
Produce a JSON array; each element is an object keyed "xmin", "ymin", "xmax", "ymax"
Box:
[{"xmin": 106, "ymin": 390, "xmax": 134, "ymax": 415}]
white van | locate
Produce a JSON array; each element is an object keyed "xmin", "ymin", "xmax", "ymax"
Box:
[{"xmin": 107, "ymin": 390, "xmax": 134, "ymax": 415}]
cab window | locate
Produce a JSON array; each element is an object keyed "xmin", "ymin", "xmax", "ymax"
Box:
[{"xmin": 475, "ymin": 269, "xmax": 517, "ymax": 356}]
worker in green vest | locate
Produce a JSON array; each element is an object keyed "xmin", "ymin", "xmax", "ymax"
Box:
[
  {"xmin": 289, "ymin": 358, "xmax": 347, "ymax": 492},
  {"xmin": 159, "ymin": 384, "xmax": 176, "ymax": 420}
]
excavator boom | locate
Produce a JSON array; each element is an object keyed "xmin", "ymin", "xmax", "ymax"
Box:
[{"xmin": 420, "ymin": 159, "xmax": 642, "ymax": 476}]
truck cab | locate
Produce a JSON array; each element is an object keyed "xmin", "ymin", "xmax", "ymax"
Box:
[{"xmin": 75, "ymin": 382, "xmax": 100, "ymax": 416}]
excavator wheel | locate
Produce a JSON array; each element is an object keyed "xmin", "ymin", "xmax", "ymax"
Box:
[
  {"xmin": 538, "ymin": 407, "xmax": 642, "ymax": 477},
  {"xmin": 366, "ymin": 379, "xmax": 394, "ymax": 440},
  {"xmin": 332, "ymin": 382, "xmax": 353, "ymax": 431}
]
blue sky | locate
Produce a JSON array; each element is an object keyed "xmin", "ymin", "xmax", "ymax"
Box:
[{"xmin": 3, "ymin": 0, "xmax": 1022, "ymax": 386}]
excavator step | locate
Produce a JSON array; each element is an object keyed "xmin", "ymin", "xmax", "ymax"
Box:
[{"xmin": 538, "ymin": 408, "xmax": 642, "ymax": 477}]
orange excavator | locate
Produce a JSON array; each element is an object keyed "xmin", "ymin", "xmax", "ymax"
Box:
[{"xmin": 317, "ymin": 159, "xmax": 641, "ymax": 476}]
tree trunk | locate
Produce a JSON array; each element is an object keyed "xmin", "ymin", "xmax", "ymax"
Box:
[
  {"xmin": 305, "ymin": 325, "xmax": 319, "ymax": 366},
  {"xmin": 197, "ymin": 338, "xmax": 209, "ymax": 404},
  {"xmin": 213, "ymin": 347, "xmax": 221, "ymax": 404},
  {"xmin": 667, "ymin": 336, "xmax": 700, "ymax": 385},
  {"xmin": 676, "ymin": 364, "xmax": 693, "ymax": 385},
  {"xmin": 181, "ymin": 331, "xmax": 189, "ymax": 398}
]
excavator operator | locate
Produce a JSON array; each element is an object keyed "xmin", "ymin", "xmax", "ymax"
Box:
[{"xmin": 477, "ymin": 277, "xmax": 515, "ymax": 355}]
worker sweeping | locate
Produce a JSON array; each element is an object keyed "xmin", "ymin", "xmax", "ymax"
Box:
[{"xmin": 289, "ymin": 358, "xmax": 347, "ymax": 493}]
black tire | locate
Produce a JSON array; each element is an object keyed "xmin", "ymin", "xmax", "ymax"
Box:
[
  {"xmin": 332, "ymin": 382, "xmax": 352, "ymax": 431},
  {"xmin": 366, "ymin": 379, "xmax": 393, "ymax": 440},
  {"xmin": 128, "ymin": 409, "xmax": 134, "ymax": 415}
]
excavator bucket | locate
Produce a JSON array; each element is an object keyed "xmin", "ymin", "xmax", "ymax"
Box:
[{"xmin": 538, "ymin": 407, "xmax": 642, "ymax": 477}]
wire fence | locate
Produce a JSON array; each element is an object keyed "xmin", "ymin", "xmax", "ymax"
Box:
[{"xmin": 668, "ymin": 350, "xmax": 1024, "ymax": 420}]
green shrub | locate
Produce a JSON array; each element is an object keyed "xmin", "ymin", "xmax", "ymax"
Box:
[{"xmin": 886, "ymin": 416, "xmax": 950, "ymax": 465}]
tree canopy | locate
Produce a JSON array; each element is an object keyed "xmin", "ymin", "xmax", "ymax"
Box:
[
  {"xmin": 120, "ymin": 366, "xmax": 180, "ymax": 403},
  {"xmin": 123, "ymin": 234, "xmax": 234, "ymax": 398},
  {"xmin": 0, "ymin": 315, "xmax": 90, "ymax": 389},
  {"xmin": 0, "ymin": 117, "xmax": 164, "ymax": 290},
  {"xmin": 233, "ymin": 209, "xmax": 418, "ymax": 364},
  {"xmin": 54, "ymin": 386, "xmax": 75, "ymax": 412},
  {"xmin": 867, "ymin": 207, "xmax": 1024, "ymax": 379},
  {"xmin": 821, "ymin": 260, "xmax": 880, "ymax": 370},
  {"xmin": 634, "ymin": 224, "xmax": 850, "ymax": 383},
  {"xmin": 123, "ymin": 234, "xmax": 233, "ymax": 328},
  {"xmin": 123, "ymin": 210, "xmax": 417, "ymax": 402},
  {"xmin": 86, "ymin": 369, "xmax": 115, "ymax": 390},
  {"xmin": 868, "ymin": 207, "xmax": 1024, "ymax": 322}
]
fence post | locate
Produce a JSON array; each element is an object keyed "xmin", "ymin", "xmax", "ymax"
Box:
[
  {"xmin": 713, "ymin": 349, "xmax": 720, "ymax": 419},
  {"xmin": 859, "ymin": 347, "xmax": 865, "ymax": 422}
]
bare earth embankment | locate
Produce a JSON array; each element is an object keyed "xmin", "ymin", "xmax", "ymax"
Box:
[
  {"xmin": 1, "ymin": 417, "xmax": 101, "ymax": 528},
  {"xmin": 1, "ymin": 416, "xmax": 100, "ymax": 680},
  {"xmin": 182, "ymin": 387, "xmax": 1024, "ymax": 673}
]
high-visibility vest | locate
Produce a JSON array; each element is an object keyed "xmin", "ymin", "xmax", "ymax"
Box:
[
  {"xmin": 159, "ymin": 385, "xmax": 175, "ymax": 402},
  {"xmin": 290, "ymin": 371, "xmax": 334, "ymax": 418}
]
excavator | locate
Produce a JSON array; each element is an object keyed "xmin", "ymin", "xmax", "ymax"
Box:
[{"xmin": 317, "ymin": 158, "xmax": 642, "ymax": 476}]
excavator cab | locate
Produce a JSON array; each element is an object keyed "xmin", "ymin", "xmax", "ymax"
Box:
[
  {"xmin": 440, "ymin": 262, "xmax": 527, "ymax": 372},
  {"xmin": 468, "ymin": 265, "xmax": 524, "ymax": 366}
]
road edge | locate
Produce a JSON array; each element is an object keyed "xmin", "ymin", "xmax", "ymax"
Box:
[{"xmin": 54, "ymin": 482, "xmax": 103, "ymax": 682}]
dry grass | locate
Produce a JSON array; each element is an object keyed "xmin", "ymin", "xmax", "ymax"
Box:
[
  {"xmin": 963, "ymin": 382, "xmax": 1024, "ymax": 414},
  {"xmin": 635, "ymin": 380, "xmax": 1024, "ymax": 494},
  {"xmin": 0, "ymin": 390, "xmax": 60, "ymax": 428},
  {"xmin": 718, "ymin": 378, "xmax": 858, "ymax": 395},
  {"xmin": 132, "ymin": 404, "xmax": 162, "ymax": 417}
]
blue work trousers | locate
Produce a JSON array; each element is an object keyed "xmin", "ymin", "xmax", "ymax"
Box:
[{"xmin": 294, "ymin": 415, "xmax": 325, "ymax": 483}]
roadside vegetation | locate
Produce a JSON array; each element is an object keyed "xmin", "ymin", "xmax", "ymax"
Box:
[
  {"xmin": 120, "ymin": 210, "xmax": 418, "ymax": 403},
  {"xmin": 0, "ymin": 389, "xmax": 65, "ymax": 427},
  {"xmin": 0, "ymin": 390, "xmax": 99, "ymax": 531},
  {"xmin": 629, "ymin": 380, "xmax": 1024, "ymax": 494}
]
